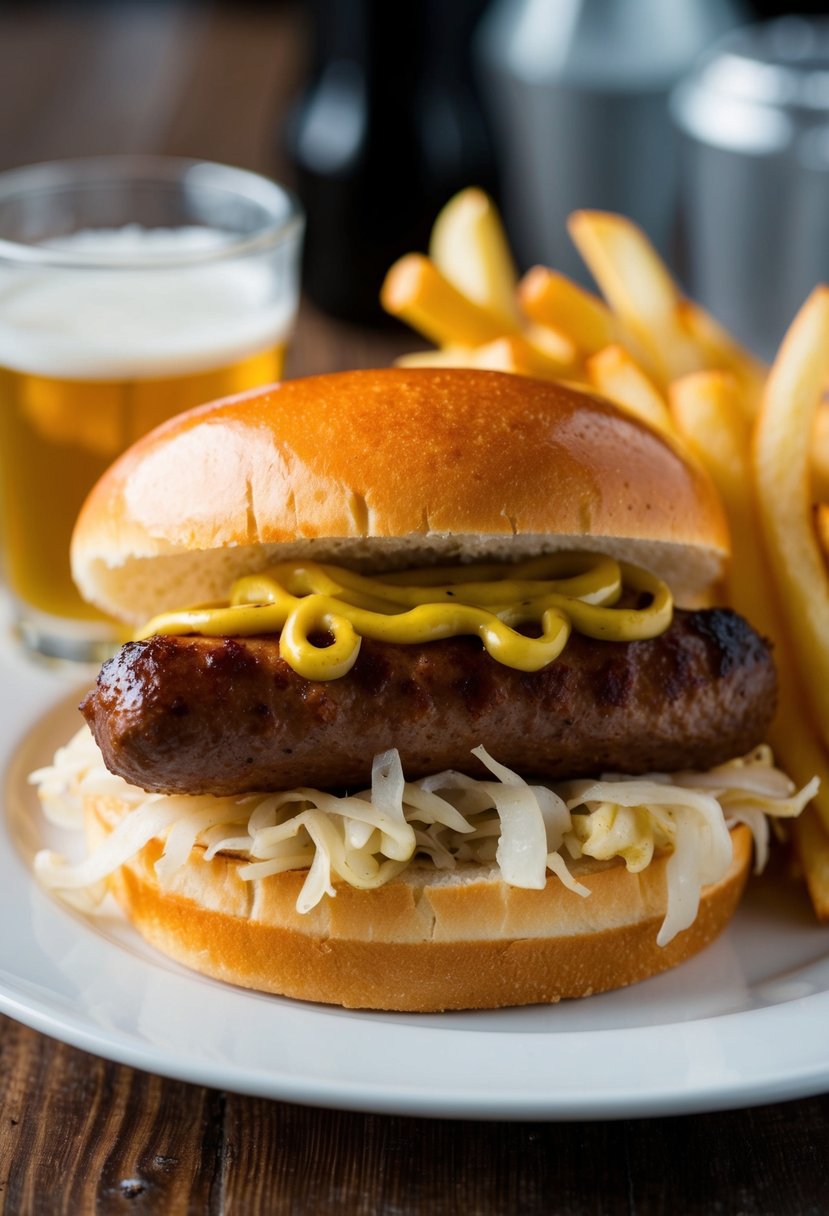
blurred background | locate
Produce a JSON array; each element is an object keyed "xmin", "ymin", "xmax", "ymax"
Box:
[{"xmin": 0, "ymin": 0, "xmax": 827, "ymax": 358}]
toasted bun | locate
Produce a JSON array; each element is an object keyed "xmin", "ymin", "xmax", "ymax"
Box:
[
  {"xmin": 86, "ymin": 798, "xmax": 751, "ymax": 1012},
  {"xmin": 71, "ymin": 369, "xmax": 728, "ymax": 623}
]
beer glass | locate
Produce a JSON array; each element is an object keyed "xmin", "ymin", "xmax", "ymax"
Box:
[{"xmin": 0, "ymin": 156, "xmax": 303, "ymax": 662}]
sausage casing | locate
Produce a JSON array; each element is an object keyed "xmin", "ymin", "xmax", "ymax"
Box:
[{"xmin": 81, "ymin": 608, "xmax": 777, "ymax": 795}]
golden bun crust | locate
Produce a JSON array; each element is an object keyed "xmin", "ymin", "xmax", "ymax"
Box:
[
  {"xmin": 86, "ymin": 799, "xmax": 751, "ymax": 1012},
  {"xmin": 71, "ymin": 369, "xmax": 729, "ymax": 623}
]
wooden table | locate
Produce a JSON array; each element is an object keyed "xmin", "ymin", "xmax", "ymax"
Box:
[{"xmin": 1, "ymin": 6, "xmax": 828, "ymax": 1213}]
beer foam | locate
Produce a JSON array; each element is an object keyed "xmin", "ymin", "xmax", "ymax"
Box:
[{"xmin": 0, "ymin": 227, "xmax": 297, "ymax": 380}]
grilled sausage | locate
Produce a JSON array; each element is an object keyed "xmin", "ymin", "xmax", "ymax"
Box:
[{"xmin": 81, "ymin": 608, "xmax": 776, "ymax": 795}]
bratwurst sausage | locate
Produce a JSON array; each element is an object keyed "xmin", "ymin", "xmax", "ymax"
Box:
[{"xmin": 81, "ymin": 608, "xmax": 777, "ymax": 795}]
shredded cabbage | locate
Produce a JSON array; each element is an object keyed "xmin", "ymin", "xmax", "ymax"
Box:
[{"xmin": 31, "ymin": 729, "xmax": 817, "ymax": 945}]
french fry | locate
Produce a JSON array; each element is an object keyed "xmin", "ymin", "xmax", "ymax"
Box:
[
  {"xmin": 472, "ymin": 335, "xmax": 574, "ymax": 378},
  {"xmin": 383, "ymin": 202, "xmax": 590, "ymax": 376},
  {"xmin": 568, "ymin": 211, "xmax": 700, "ymax": 384},
  {"xmin": 672, "ymin": 370, "xmax": 829, "ymax": 843},
  {"xmin": 671, "ymin": 372, "xmax": 771, "ymax": 659},
  {"xmin": 587, "ymin": 345, "xmax": 674, "ymax": 436},
  {"xmin": 385, "ymin": 196, "xmax": 829, "ymax": 920},
  {"xmin": 523, "ymin": 322, "xmax": 578, "ymax": 370},
  {"xmin": 381, "ymin": 254, "xmax": 516, "ymax": 348},
  {"xmin": 518, "ymin": 266, "xmax": 616, "ymax": 355},
  {"xmin": 811, "ymin": 400, "xmax": 829, "ymax": 504},
  {"xmin": 767, "ymin": 718, "xmax": 829, "ymax": 842},
  {"xmin": 429, "ymin": 188, "xmax": 520, "ymax": 329},
  {"xmin": 754, "ymin": 286, "xmax": 829, "ymax": 752},
  {"xmin": 675, "ymin": 300, "xmax": 766, "ymax": 415},
  {"xmin": 397, "ymin": 335, "xmax": 573, "ymax": 379},
  {"xmin": 469, "ymin": 339, "xmax": 538, "ymax": 375},
  {"xmin": 794, "ymin": 807, "xmax": 829, "ymax": 922},
  {"xmin": 568, "ymin": 211, "xmax": 767, "ymax": 398},
  {"xmin": 670, "ymin": 373, "xmax": 752, "ymax": 528},
  {"xmin": 395, "ymin": 348, "xmax": 477, "ymax": 369}
]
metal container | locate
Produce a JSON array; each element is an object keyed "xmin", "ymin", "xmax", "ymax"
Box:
[
  {"xmin": 475, "ymin": 0, "xmax": 745, "ymax": 283},
  {"xmin": 672, "ymin": 16, "xmax": 829, "ymax": 359}
]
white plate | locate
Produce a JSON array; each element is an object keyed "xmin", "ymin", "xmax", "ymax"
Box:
[{"xmin": 2, "ymin": 646, "xmax": 829, "ymax": 1121}]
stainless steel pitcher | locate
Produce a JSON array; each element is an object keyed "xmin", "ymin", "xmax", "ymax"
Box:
[{"xmin": 672, "ymin": 16, "xmax": 829, "ymax": 359}]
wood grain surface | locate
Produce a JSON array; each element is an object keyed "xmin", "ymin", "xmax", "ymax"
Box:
[
  {"xmin": 4, "ymin": 1009, "xmax": 829, "ymax": 1216},
  {"xmin": 1, "ymin": 5, "xmax": 828, "ymax": 1214}
]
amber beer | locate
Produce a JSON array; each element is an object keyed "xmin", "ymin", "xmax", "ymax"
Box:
[
  {"xmin": 0, "ymin": 220, "xmax": 299, "ymax": 657},
  {"xmin": 0, "ymin": 351, "xmax": 284, "ymax": 621}
]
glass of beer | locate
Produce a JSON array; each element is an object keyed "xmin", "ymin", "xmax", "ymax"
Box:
[{"xmin": 0, "ymin": 156, "xmax": 303, "ymax": 662}]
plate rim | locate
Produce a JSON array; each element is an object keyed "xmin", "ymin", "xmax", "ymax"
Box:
[{"xmin": 3, "ymin": 671, "xmax": 829, "ymax": 1121}]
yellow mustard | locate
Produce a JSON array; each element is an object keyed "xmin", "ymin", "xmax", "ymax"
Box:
[{"xmin": 136, "ymin": 554, "xmax": 672, "ymax": 680}]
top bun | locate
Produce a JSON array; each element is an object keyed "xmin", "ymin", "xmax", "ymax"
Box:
[{"xmin": 71, "ymin": 368, "xmax": 729, "ymax": 624}]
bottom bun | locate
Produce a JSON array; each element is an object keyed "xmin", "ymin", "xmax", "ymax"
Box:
[{"xmin": 86, "ymin": 799, "xmax": 752, "ymax": 1012}]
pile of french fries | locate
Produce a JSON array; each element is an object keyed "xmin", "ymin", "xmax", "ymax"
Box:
[{"xmin": 381, "ymin": 188, "xmax": 829, "ymax": 921}]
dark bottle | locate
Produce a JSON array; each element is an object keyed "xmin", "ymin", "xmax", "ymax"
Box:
[{"xmin": 286, "ymin": 0, "xmax": 496, "ymax": 324}]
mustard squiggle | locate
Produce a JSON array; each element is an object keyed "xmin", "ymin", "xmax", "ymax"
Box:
[{"xmin": 136, "ymin": 554, "xmax": 672, "ymax": 680}]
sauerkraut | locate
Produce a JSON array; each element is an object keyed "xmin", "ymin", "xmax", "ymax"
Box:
[{"xmin": 31, "ymin": 730, "xmax": 816, "ymax": 944}]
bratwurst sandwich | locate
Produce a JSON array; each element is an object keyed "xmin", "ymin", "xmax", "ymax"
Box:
[{"xmin": 33, "ymin": 369, "xmax": 813, "ymax": 1010}]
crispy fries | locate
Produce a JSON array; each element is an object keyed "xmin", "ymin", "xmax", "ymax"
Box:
[
  {"xmin": 567, "ymin": 211, "xmax": 700, "ymax": 384},
  {"xmin": 794, "ymin": 808, "xmax": 829, "ymax": 922},
  {"xmin": 754, "ymin": 287, "xmax": 829, "ymax": 750},
  {"xmin": 587, "ymin": 345, "xmax": 673, "ymax": 436},
  {"xmin": 672, "ymin": 371, "xmax": 829, "ymax": 838},
  {"xmin": 429, "ymin": 187, "xmax": 520, "ymax": 329},
  {"xmin": 518, "ymin": 266, "xmax": 616, "ymax": 355},
  {"xmin": 381, "ymin": 254, "xmax": 515, "ymax": 348},
  {"xmin": 394, "ymin": 348, "xmax": 476, "ymax": 369},
  {"xmin": 669, "ymin": 373, "xmax": 752, "ymax": 533},
  {"xmin": 381, "ymin": 191, "xmax": 829, "ymax": 920},
  {"xmin": 674, "ymin": 301, "xmax": 766, "ymax": 415},
  {"xmin": 811, "ymin": 401, "xmax": 829, "ymax": 504},
  {"xmin": 397, "ymin": 334, "xmax": 573, "ymax": 378},
  {"xmin": 385, "ymin": 192, "xmax": 578, "ymax": 372},
  {"xmin": 568, "ymin": 211, "xmax": 766, "ymax": 395},
  {"xmin": 523, "ymin": 323, "xmax": 578, "ymax": 369}
]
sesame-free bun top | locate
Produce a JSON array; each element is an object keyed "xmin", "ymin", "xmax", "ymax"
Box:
[{"xmin": 71, "ymin": 368, "xmax": 729, "ymax": 624}]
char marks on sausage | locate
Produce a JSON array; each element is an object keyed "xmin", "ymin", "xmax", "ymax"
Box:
[{"xmin": 81, "ymin": 609, "xmax": 777, "ymax": 795}]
